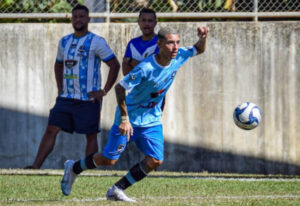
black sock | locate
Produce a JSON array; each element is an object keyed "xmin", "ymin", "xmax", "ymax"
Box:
[
  {"xmin": 115, "ymin": 161, "xmax": 150, "ymax": 190},
  {"xmin": 73, "ymin": 153, "xmax": 97, "ymax": 175}
]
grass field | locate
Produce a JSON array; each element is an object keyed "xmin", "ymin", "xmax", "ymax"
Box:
[{"xmin": 1, "ymin": 169, "xmax": 300, "ymax": 206}]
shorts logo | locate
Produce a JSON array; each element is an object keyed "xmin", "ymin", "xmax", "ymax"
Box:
[{"xmin": 117, "ymin": 144, "xmax": 125, "ymax": 152}]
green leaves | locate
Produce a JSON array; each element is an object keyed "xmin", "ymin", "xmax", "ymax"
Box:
[
  {"xmin": 0, "ymin": 0, "xmax": 83, "ymax": 13},
  {"xmin": 198, "ymin": 0, "xmax": 226, "ymax": 12}
]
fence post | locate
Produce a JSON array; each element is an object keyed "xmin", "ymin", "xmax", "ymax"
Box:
[
  {"xmin": 254, "ymin": 0, "xmax": 258, "ymax": 21},
  {"xmin": 106, "ymin": 0, "xmax": 110, "ymax": 23}
]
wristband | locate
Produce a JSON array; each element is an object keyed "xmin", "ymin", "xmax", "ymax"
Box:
[{"xmin": 121, "ymin": 116, "xmax": 129, "ymax": 123}]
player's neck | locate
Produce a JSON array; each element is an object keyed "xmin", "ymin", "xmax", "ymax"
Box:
[
  {"xmin": 74, "ymin": 29, "xmax": 89, "ymax": 37},
  {"xmin": 142, "ymin": 33, "xmax": 155, "ymax": 41},
  {"xmin": 155, "ymin": 54, "xmax": 171, "ymax": 67}
]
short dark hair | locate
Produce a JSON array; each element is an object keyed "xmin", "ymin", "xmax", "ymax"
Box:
[
  {"xmin": 138, "ymin": 8, "xmax": 156, "ymax": 19},
  {"xmin": 72, "ymin": 4, "xmax": 89, "ymax": 14},
  {"xmin": 158, "ymin": 27, "xmax": 178, "ymax": 40}
]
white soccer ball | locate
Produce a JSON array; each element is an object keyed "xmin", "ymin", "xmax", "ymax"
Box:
[{"xmin": 233, "ymin": 102, "xmax": 262, "ymax": 130}]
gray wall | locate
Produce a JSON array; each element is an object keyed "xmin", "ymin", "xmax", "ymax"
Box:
[{"xmin": 1, "ymin": 22, "xmax": 300, "ymax": 174}]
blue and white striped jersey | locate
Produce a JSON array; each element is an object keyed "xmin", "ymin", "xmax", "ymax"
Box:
[
  {"xmin": 114, "ymin": 46, "xmax": 197, "ymax": 127},
  {"xmin": 124, "ymin": 35, "xmax": 159, "ymax": 61},
  {"xmin": 56, "ymin": 32, "xmax": 115, "ymax": 101}
]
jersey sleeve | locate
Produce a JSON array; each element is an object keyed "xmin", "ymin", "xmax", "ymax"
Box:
[
  {"xmin": 56, "ymin": 39, "xmax": 64, "ymax": 63},
  {"xmin": 119, "ymin": 65, "xmax": 145, "ymax": 90},
  {"xmin": 177, "ymin": 46, "xmax": 197, "ymax": 66},
  {"xmin": 123, "ymin": 41, "xmax": 133, "ymax": 58},
  {"xmin": 180, "ymin": 46, "xmax": 197, "ymax": 59},
  {"xmin": 94, "ymin": 37, "xmax": 116, "ymax": 62}
]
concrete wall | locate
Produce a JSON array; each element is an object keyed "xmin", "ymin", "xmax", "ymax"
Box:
[{"xmin": 1, "ymin": 22, "xmax": 300, "ymax": 174}]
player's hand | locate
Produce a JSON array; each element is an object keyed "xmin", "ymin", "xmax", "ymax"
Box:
[
  {"xmin": 197, "ymin": 26, "xmax": 209, "ymax": 39},
  {"xmin": 88, "ymin": 89, "xmax": 106, "ymax": 102},
  {"xmin": 119, "ymin": 122, "xmax": 133, "ymax": 142}
]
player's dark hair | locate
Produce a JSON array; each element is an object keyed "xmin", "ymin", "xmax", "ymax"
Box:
[
  {"xmin": 158, "ymin": 27, "xmax": 178, "ymax": 40},
  {"xmin": 138, "ymin": 8, "xmax": 156, "ymax": 19},
  {"xmin": 72, "ymin": 4, "xmax": 89, "ymax": 15}
]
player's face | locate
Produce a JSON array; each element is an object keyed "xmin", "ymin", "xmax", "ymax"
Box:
[
  {"xmin": 72, "ymin": 9, "xmax": 90, "ymax": 32},
  {"xmin": 138, "ymin": 13, "xmax": 157, "ymax": 36},
  {"xmin": 159, "ymin": 34, "xmax": 180, "ymax": 59}
]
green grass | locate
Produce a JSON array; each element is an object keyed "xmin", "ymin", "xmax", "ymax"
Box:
[{"xmin": 0, "ymin": 169, "xmax": 300, "ymax": 206}]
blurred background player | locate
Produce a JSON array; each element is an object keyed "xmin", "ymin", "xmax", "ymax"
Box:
[
  {"xmin": 26, "ymin": 5, "xmax": 120, "ymax": 169},
  {"xmin": 122, "ymin": 8, "xmax": 159, "ymax": 75},
  {"xmin": 60, "ymin": 25, "xmax": 209, "ymax": 202}
]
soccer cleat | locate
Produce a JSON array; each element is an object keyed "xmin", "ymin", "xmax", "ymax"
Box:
[
  {"xmin": 106, "ymin": 185, "xmax": 137, "ymax": 202},
  {"xmin": 61, "ymin": 160, "xmax": 77, "ymax": 196}
]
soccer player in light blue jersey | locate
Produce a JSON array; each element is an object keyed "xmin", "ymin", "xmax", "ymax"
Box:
[
  {"xmin": 61, "ymin": 26, "xmax": 209, "ymax": 202},
  {"xmin": 26, "ymin": 5, "xmax": 120, "ymax": 169}
]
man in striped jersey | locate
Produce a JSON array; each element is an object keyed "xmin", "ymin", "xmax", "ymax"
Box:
[{"xmin": 27, "ymin": 5, "xmax": 120, "ymax": 169}]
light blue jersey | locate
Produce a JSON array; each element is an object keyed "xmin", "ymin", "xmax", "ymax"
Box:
[
  {"xmin": 56, "ymin": 32, "xmax": 115, "ymax": 101},
  {"xmin": 124, "ymin": 35, "xmax": 159, "ymax": 61},
  {"xmin": 114, "ymin": 46, "xmax": 197, "ymax": 127}
]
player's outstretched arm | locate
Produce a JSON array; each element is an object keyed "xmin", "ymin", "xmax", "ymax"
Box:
[
  {"xmin": 194, "ymin": 26, "xmax": 209, "ymax": 55},
  {"xmin": 115, "ymin": 83, "xmax": 133, "ymax": 141}
]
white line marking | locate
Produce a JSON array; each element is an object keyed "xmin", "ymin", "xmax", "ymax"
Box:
[
  {"xmin": 193, "ymin": 177, "xmax": 300, "ymax": 182},
  {"xmin": 1, "ymin": 170, "xmax": 299, "ymax": 182},
  {"xmin": 5, "ymin": 195, "xmax": 300, "ymax": 203}
]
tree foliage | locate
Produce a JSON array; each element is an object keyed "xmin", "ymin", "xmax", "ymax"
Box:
[{"xmin": 0, "ymin": 0, "xmax": 84, "ymax": 13}]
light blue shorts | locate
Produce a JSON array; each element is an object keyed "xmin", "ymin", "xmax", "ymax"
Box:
[{"xmin": 102, "ymin": 124, "xmax": 164, "ymax": 161}]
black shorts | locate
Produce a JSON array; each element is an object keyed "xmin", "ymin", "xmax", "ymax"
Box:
[{"xmin": 48, "ymin": 97, "xmax": 102, "ymax": 134}]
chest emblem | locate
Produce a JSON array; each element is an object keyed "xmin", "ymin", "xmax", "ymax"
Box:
[{"xmin": 65, "ymin": 60, "xmax": 77, "ymax": 68}]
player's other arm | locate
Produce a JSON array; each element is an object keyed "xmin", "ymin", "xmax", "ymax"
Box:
[
  {"xmin": 115, "ymin": 83, "xmax": 133, "ymax": 140},
  {"xmin": 103, "ymin": 57, "xmax": 120, "ymax": 95},
  {"xmin": 122, "ymin": 57, "xmax": 140, "ymax": 76},
  {"xmin": 193, "ymin": 26, "xmax": 209, "ymax": 55},
  {"xmin": 54, "ymin": 61, "xmax": 64, "ymax": 96},
  {"xmin": 88, "ymin": 57, "xmax": 120, "ymax": 101}
]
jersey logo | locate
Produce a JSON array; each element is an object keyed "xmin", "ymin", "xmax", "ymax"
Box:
[
  {"xmin": 63, "ymin": 74, "xmax": 78, "ymax": 79},
  {"xmin": 77, "ymin": 45, "xmax": 87, "ymax": 57},
  {"xmin": 150, "ymin": 89, "xmax": 165, "ymax": 98},
  {"xmin": 65, "ymin": 60, "xmax": 77, "ymax": 68},
  {"xmin": 171, "ymin": 71, "xmax": 177, "ymax": 79},
  {"xmin": 117, "ymin": 144, "xmax": 125, "ymax": 152},
  {"xmin": 129, "ymin": 74, "xmax": 136, "ymax": 81},
  {"xmin": 78, "ymin": 45, "xmax": 85, "ymax": 53}
]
